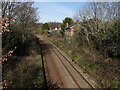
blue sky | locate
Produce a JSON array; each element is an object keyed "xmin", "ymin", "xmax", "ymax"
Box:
[{"xmin": 33, "ymin": 2, "xmax": 87, "ymax": 23}]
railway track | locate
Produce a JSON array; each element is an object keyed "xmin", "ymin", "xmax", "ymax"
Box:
[
  {"xmin": 41, "ymin": 41, "xmax": 64, "ymax": 88},
  {"xmin": 51, "ymin": 45, "xmax": 94, "ymax": 89},
  {"xmin": 45, "ymin": 43, "xmax": 81, "ymax": 88},
  {"xmin": 51, "ymin": 45, "xmax": 81, "ymax": 88},
  {"xmin": 40, "ymin": 37, "xmax": 96, "ymax": 89}
]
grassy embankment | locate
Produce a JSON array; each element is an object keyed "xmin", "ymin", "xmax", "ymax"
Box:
[{"xmin": 3, "ymin": 31, "xmax": 45, "ymax": 88}]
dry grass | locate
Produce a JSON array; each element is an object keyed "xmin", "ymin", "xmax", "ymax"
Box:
[
  {"xmin": 4, "ymin": 54, "xmax": 44, "ymax": 88},
  {"xmin": 3, "ymin": 39, "xmax": 45, "ymax": 88}
]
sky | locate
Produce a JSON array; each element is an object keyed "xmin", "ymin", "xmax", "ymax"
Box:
[{"xmin": 33, "ymin": 2, "xmax": 87, "ymax": 23}]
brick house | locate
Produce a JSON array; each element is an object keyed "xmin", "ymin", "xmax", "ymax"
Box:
[
  {"xmin": 65, "ymin": 26, "xmax": 75, "ymax": 37},
  {"xmin": 64, "ymin": 23, "xmax": 75, "ymax": 37}
]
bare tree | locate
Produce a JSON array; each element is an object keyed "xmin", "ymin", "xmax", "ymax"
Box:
[
  {"xmin": 1, "ymin": 2, "xmax": 24, "ymax": 31},
  {"xmin": 15, "ymin": 2, "xmax": 38, "ymax": 31},
  {"xmin": 1, "ymin": 2, "xmax": 38, "ymax": 31},
  {"xmin": 74, "ymin": 2, "xmax": 119, "ymax": 57}
]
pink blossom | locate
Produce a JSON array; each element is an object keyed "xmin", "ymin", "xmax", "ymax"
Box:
[
  {"xmin": 5, "ymin": 18, "xmax": 9, "ymax": 20},
  {"xmin": 5, "ymin": 23, "xmax": 9, "ymax": 27}
]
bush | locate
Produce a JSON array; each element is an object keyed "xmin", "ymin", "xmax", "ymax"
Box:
[
  {"xmin": 100, "ymin": 21, "xmax": 120, "ymax": 58},
  {"xmin": 2, "ymin": 31, "xmax": 45, "ymax": 88},
  {"xmin": 2, "ymin": 31, "xmax": 23, "ymax": 54},
  {"xmin": 2, "ymin": 30, "xmax": 39, "ymax": 56}
]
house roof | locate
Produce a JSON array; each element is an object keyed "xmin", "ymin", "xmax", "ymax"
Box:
[
  {"xmin": 64, "ymin": 25, "xmax": 75, "ymax": 30},
  {"xmin": 64, "ymin": 21, "xmax": 79, "ymax": 31}
]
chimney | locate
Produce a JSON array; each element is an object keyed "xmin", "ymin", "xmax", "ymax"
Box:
[{"xmin": 66, "ymin": 23, "xmax": 69, "ymax": 28}]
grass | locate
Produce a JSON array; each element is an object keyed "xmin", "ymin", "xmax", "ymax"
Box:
[
  {"xmin": 33, "ymin": 55, "xmax": 45, "ymax": 88},
  {"xmin": 4, "ymin": 53, "xmax": 45, "ymax": 88},
  {"xmin": 79, "ymin": 61, "xmax": 92, "ymax": 73}
]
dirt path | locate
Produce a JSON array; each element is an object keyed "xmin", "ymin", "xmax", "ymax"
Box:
[{"xmin": 38, "ymin": 36, "xmax": 99, "ymax": 89}]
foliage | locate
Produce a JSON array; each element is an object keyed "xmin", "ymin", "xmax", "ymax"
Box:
[
  {"xmin": 2, "ymin": 29, "xmax": 45, "ymax": 88},
  {"xmin": 60, "ymin": 17, "xmax": 74, "ymax": 30},
  {"xmin": 3, "ymin": 54, "xmax": 44, "ymax": 88},
  {"xmin": 41, "ymin": 23, "xmax": 50, "ymax": 31},
  {"xmin": 102, "ymin": 20, "xmax": 120, "ymax": 57},
  {"xmin": 71, "ymin": 2, "xmax": 120, "ymax": 87},
  {"xmin": 60, "ymin": 17, "xmax": 74, "ymax": 37},
  {"xmin": 60, "ymin": 24, "xmax": 65, "ymax": 30},
  {"xmin": 2, "ymin": 2, "xmax": 45, "ymax": 89},
  {"xmin": 2, "ymin": 2, "xmax": 38, "ymax": 55},
  {"xmin": 73, "ymin": 2, "xmax": 120, "ymax": 58},
  {"xmin": 2, "ymin": 29, "xmax": 38, "ymax": 56},
  {"xmin": 59, "ymin": 30, "xmax": 64, "ymax": 38},
  {"xmin": 63, "ymin": 17, "xmax": 74, "ymax": 25},
  {"xmin": 15, "ymin": 2, "xmax": 38, "ymax": 31}
]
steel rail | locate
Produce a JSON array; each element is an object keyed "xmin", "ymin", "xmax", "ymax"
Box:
[{"xmin": 50, "ymin": 42, "xmax": 95, "ymax": 89}]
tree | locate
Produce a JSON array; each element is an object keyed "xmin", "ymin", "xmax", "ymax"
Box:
[
  {"xmin": 1, "ymin": 2, "xmax": 40, "ymax": 88},
  {"xmin": 1, "ymin": 2, "xmax": 19, "ymax": 31},
  {"xmin": 60, "ymin": 17, "xmax": 74, "ymax": 30},
  {"xmin": 1, "ymin": 2, "xmax": 38, "ymax": 32},
  {"xmin": 63, "ymin": 17, "xmax": 74, "ymax": 25},
  {"xmin": 60, "ymin": 24, "xmax": 65, "ymax": 30},
  {"xmin": 60, "ymin": 17, "xmax": 74, "ymax": 37},
  {"xmin": 74, "ymin": 2, "xmax": 119, "ymax": 58},
  {"xmin": 2, "ymin": 2, "xmax": 38, "ymax": 56},
  {"xmin": 15, "ymin": 2, "xmax": 38, "ymax": 31},
  {"xmin": 41, "ymin": 23, "xmax": 50, "ymax": 30}
]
